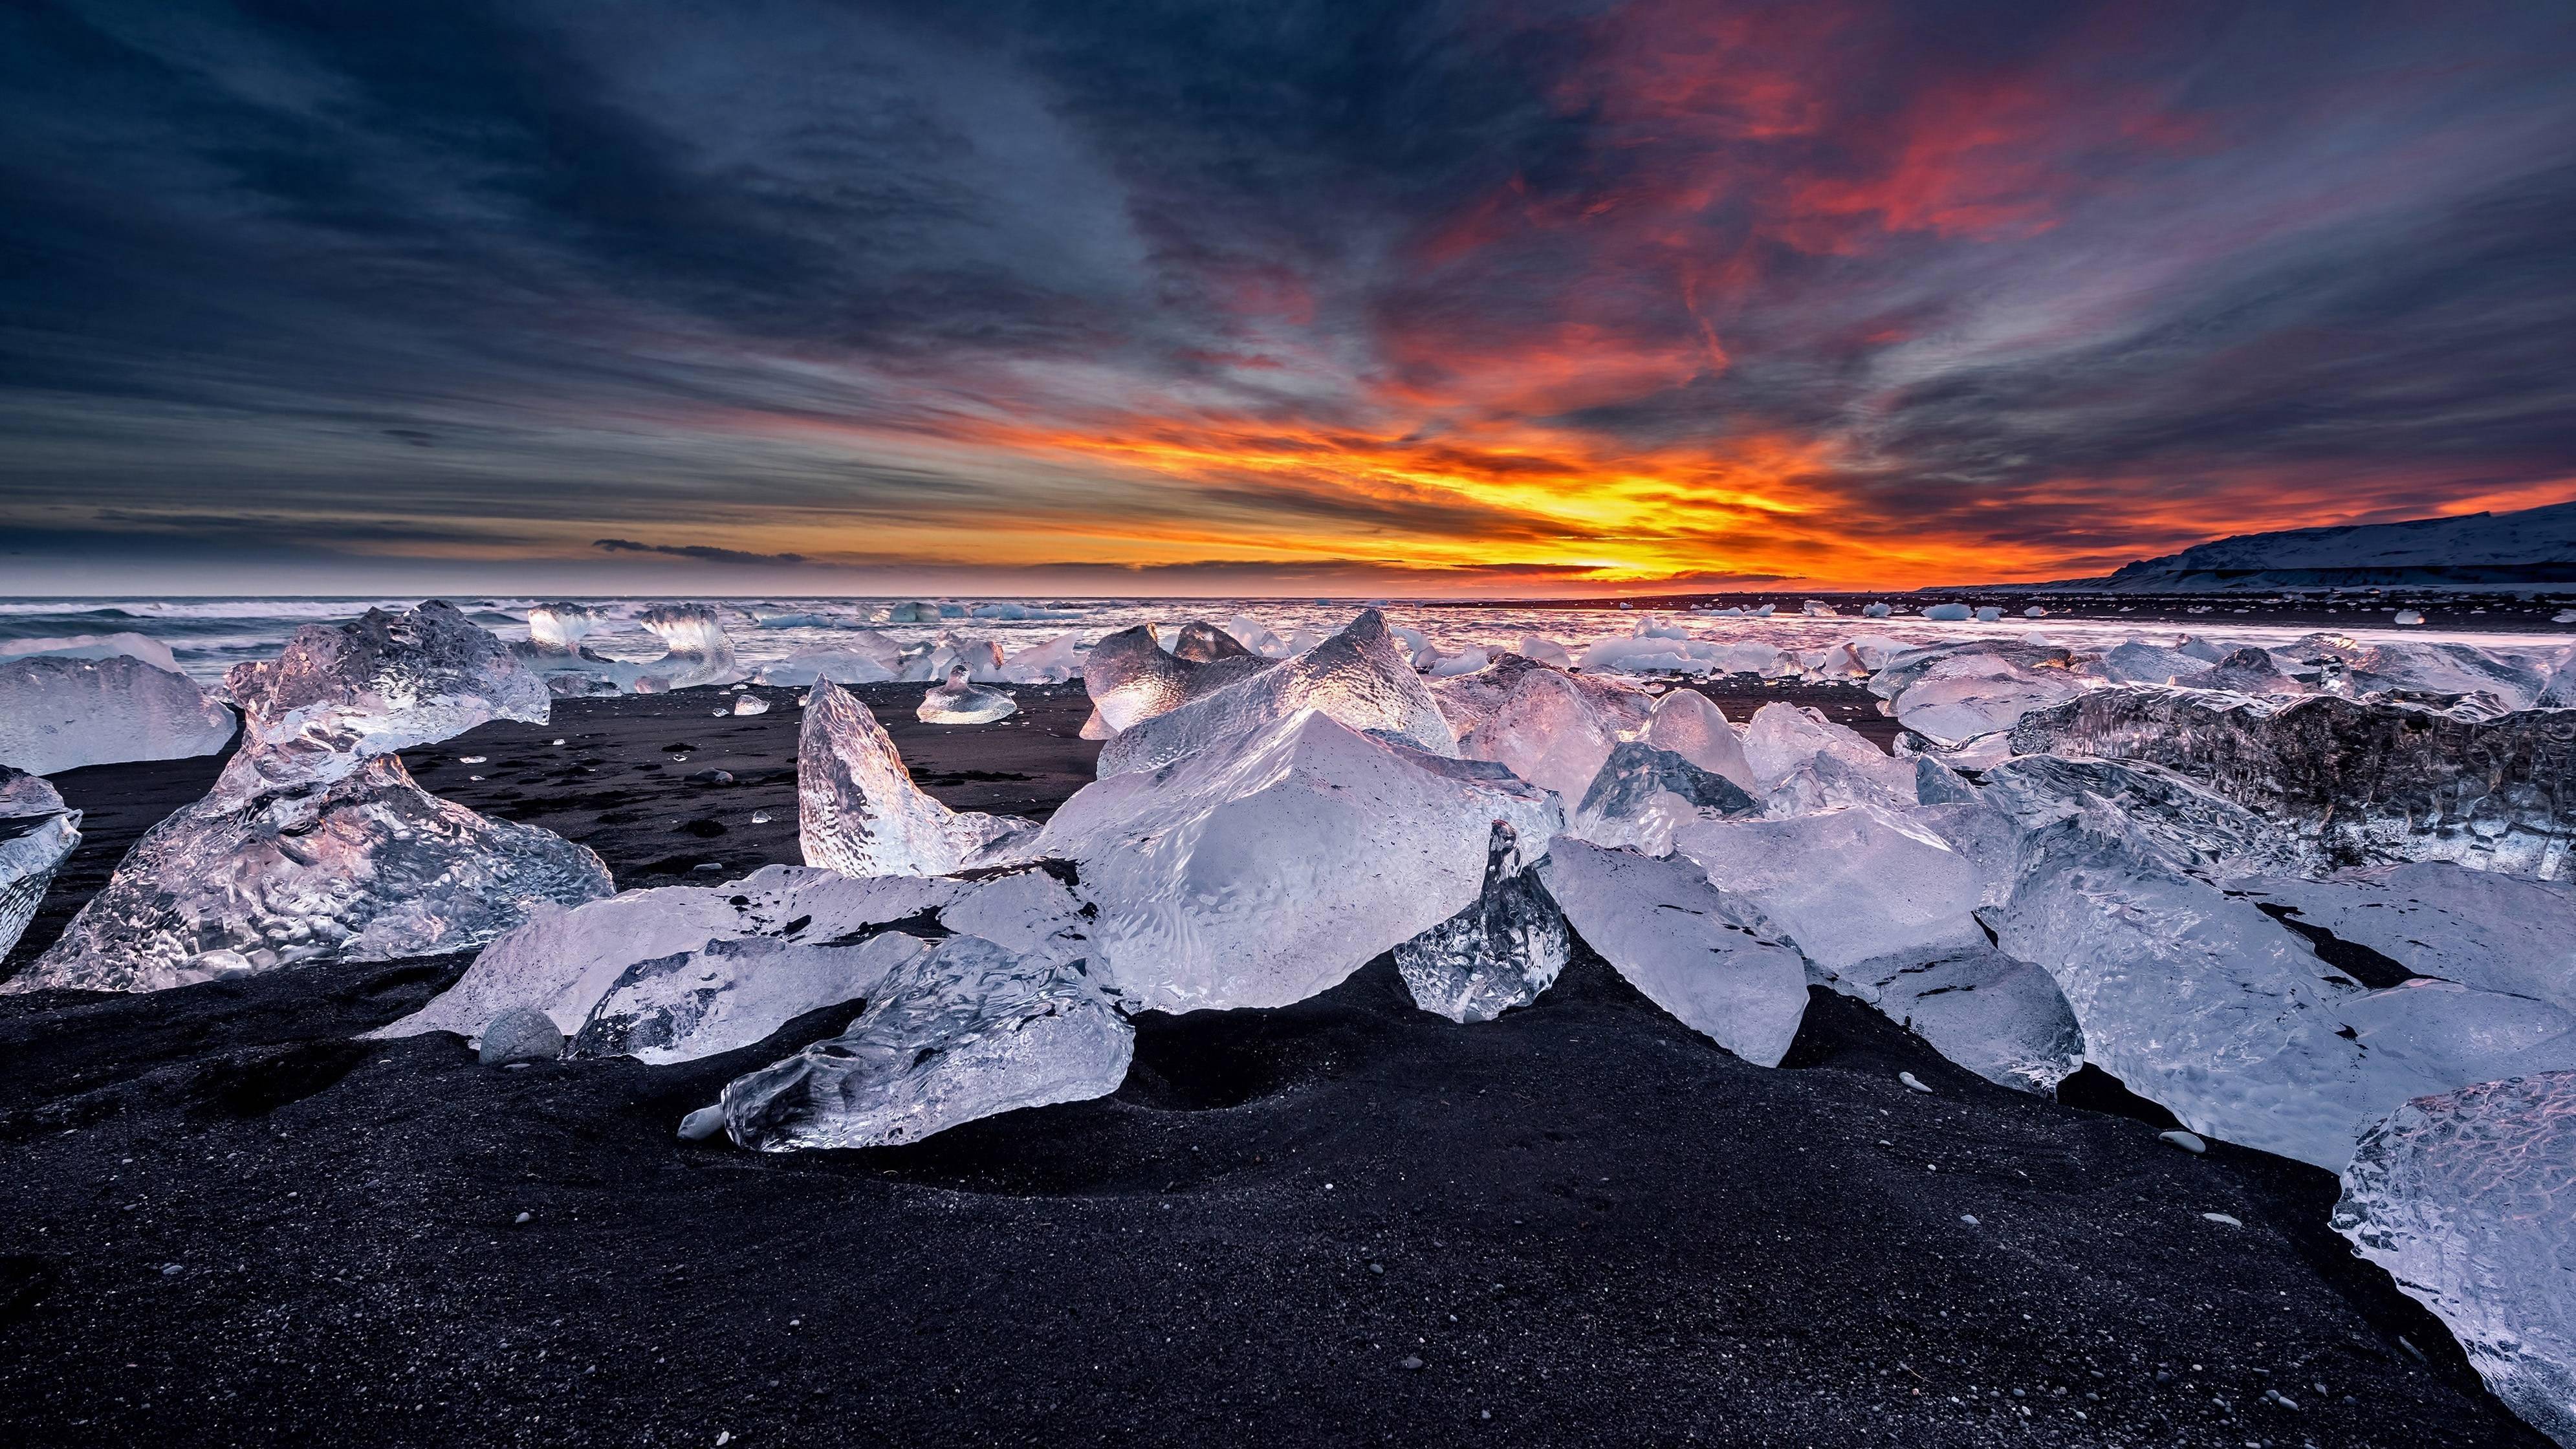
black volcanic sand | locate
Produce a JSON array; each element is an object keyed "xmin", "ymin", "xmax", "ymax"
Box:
[{"xmin": 0, "ymin": 677, "xmax": 2547, "ymax": 1446}]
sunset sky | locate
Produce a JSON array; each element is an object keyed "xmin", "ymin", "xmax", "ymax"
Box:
[{"xmin": 5, "ymin": 1, "xmax": 2573, "ymax": 595}]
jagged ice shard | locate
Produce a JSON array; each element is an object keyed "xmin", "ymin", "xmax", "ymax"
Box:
[
  {"xmin": 718, "ymin": 934, "xmax": 1131, "ymax": 1151},
  {"xmin": 917, "ymin": 666, "xmax": 1018, "ymax": 724},
  {"xmin": 12, "ymin": 602, "xmax": 610, "ymax": 994},
  {"xmin": 0, "ymin": 767, "xmax": 80, "ymax": 961},
  {"xmin": 1541, "ymin": 839, "xmax": 1807, "ymax": 1067},
  {"xmin": 1039, "ymin": 708, "xmax": 1559, "ymax": 1012},
  {"xmin": 1567, "ymin": 742, "xmax": 1760, "ymax": 856},
  {"xmin": 799, "ymin": 680, "xmax": 1036, "ymax": 877},
  {"xmin": 0, "ymin": 653, "xmax": 236, "ymax": 776},
  {"xmin": 1674, "ymin": 805, "xmax": 1987, "ymax": 974},
  {"xmin": 1642, "ymin": 688, "xmax": 1758, "ymax": 795},
  {"xmin": 1082, "ymin": 623, "xmax": 1274, "ymax": 735},
  {"xmin": 1095, "ymin": 610, "xmax": 1457, "ymax": 778},
  {"xmin": 1395, "ymin": 820, "xmax": 1570, "ymax": 1023},
  {"xmin": 2007, "ymin": 689, "xmax": 2576, "ymax": 879},
  {"xmin": 2335, "ymin": 1073, "xmax": 2576, "ymax": 1448}
]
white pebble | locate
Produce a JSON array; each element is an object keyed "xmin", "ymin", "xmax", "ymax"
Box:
[
  {"xmin": 2201, "ymin": 1212, "xmax": 2243, "ymax": 1227},
  {"xmin": 1898, "ymin": 1071, "xmax": 1932, "ymax": 1094}
]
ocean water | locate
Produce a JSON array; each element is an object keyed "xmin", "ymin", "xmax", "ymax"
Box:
[{"xmin": 0, "ymin": 595, "xmax": 2564, "ymax": 686}]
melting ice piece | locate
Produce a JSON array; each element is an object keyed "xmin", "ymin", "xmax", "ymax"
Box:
[
  {"xmin": 226, "ymin": 600, "xmax": 547, "ymax": 778},
  {"xmin": 733, "ymin": 694, "xmax": 770, "ymax": 715},
  {"xmin": 1395, "ymin": 820, "xmax": 1570, "ymax": 1023},
  {"xmin": 719, "ymin": 934, "xmax": 1131, "ymax": 1151},
  {"xmin": 754, "ymin": 631, "xmax": 903, "ymax": 686},
  {"xmin": 2333, "ymin": 1071, "xmax": 2576, "ymax": 1448},
  {"xmin": 372, "ymin": 866, "xmax": 972, "ymax": 1040},
  {"xmin": 800, "ymin": 680, "xmax": 1036, "ymax": 876},
  {"xmin": 1674, "ymin": 805, "xmax": 1985, "ymax": 974},
  {"xmin": 1173, "ymin": 621, "xmax": 1256, "ymax": 663},
  {"xmin": 637, "ymin": 603, "xmax": 744, "ymax": 689},
  {"xmin": 1082, "ymin": 624, "xmax": 1274, "ymax": 734},
  {"xmin": 1517, "ymin": 637, "xmax": 1574, "ymax": 669},
  {"xmin": 1542, "ymin": 839, "xmax": 1807, "ymax": 1066},
  {"xmin": 569, "ymin": 932, "xmax": 928, "ymax": 1065},
  {"xmin": 1829, "ymin": 944, "xmax": 2084, "ymax": 1093},
  {"xmin": 1467, "ymin": 668, "xmax": 1617, "ymax": 801},
  {"xmin": 1426, "ymin": 646, "xmax": 1492, "ymax": 679},
  {"xmin": 1921, "ymin": 602, "xmax": 1972, "ymax": 622},
  {"xmin": 1991, "ymin": 809, "xmax": 2576, "ymax": 1168},
  {"xmin": 1224, "ymin": 615, "xmax": 1288, "ymax": 658},
  {"xmin": 1040, "ymin": 709, "xmax": 1560, "ymax": 1012},
  {"xmin": 1096, "ymin": 610, "xmax": 1457, "ymax": 778},
  {"xmin": 2232, "ymin": 864, "xmax": 2576, "ymax": 1008},
  {"xmin": 1893, "ymin": 653, "xmax": 2089, "ymax": 746},
  {"xmin": 1643, "ymin": 689, "xmax": 1758, "ymax": 794},
  {"xmin": 0, "ymin": 653, "xmax": 235, "ymax": 776},
  {"xmin": 2093, "ymin": 640, "xmax": 2214, "ymax": 686},
  {"xmin": 1567, "ymin": 742, "xmax": 1758, "ymax": 856},
  {"xmin": 917, "ymin": 666, "xmax": 1018, "ymax": 724},
  {"xmin": 1429, "ymin": 653, "xmax": 1652, "ymax": 745},
  {"xmin": 18, "ymin": 756, "xmax": 609, "ymax": 994},
  {"xmin": 523, "ymin": 602, "xmax": 604, "ymax": 653},
  {"xmin": 0, "ymin": 631, "xmax": 181, "ymax": 673},
  {"xmin": 998, "ymin": 633, "xmax": 1082, "ymax": 684},
  {"xmin": 2008, "ymin": 690, "xmax": 2576, "ymax": 880},
  {"xmin": 1737, "ymin": 704, "xmax": 1916, "ymax": 812},
  {"xmin": 1977, "ymin": 754, "xmax": 2311, "ymax": 877},
  {"xmin": 0, "ymin": 767, "xmax": 80, "ymax": 961}
]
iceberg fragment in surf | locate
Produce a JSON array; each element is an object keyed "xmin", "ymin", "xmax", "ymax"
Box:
[
  {"xmin": 0, "ymin": 653, "xmax": 235, "ymax": 776},
  {"xmin": 800, "ymin": 680, "xmax": 1036, "ymax": 877}
]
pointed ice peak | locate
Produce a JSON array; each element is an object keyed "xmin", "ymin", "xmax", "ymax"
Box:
[
  {"xmin": 1173, "ymin": 621, "xmax": 1256, "ymax": 662},
  {"xmin": 1095, "ymin": 609, "xmax": 1456, "ymax": 778},
  {"xmin": 1396, "ymin": 819, "xmax": 1571, "ymax": 1023},
  {"xmin": 917, "ymin": 665, "xmax": 1018, "ymax": 724},
  {"xmin": 1083, "ymin": 622, "xmax": 1274, "ymax": 734},
  {"xmin": 800, "ymin": 679, "xmax": 1036, "ymax": 877}
]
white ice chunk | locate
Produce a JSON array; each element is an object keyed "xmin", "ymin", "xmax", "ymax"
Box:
[
  {"xmin": 2093, "ymin": 640, "xmax": 2216, "ymax": 686},
  {"xmin": 1516, "ymin": 636, "xmax": 1574, "ymax": 669},
  {"xmin": 2333, "ymin": 1071, "xmax": 2576, "ymax": 1448},
  {"xmin": 0, "ymin": 778, "xmax": 80, "ymax": 962},
  {"xmin": 225, "ymin": 600, "xmax": 546, "ymax": 779},
  {"xmin": 1861, "ymin": 602, "xmax": 1894, "ymax": 618},
  {"xmin": 1829, "ymin": 943, "xmax": 2084, "ymax": 1093},
  {"xmin": 1643, "ymin": 688, "xmax": 1757, "ymax": 795},
  {"xmin": 1430, "ymin": 653, "xmax": 1652, "ymax": 746},
  {"xmin": 1224, "ymin": 615, "xmax": 1289, "ymax": 658},
  {"xmin": 1737, "ymin": 703, "xmax": 1916, "ymax": 811},
  {"xmin": 718, "ymin": 934, "xmax": 1131, "ymax": 1150},
  {"xmin": 1975, "ymin": 606, "xmax": 2003, "ymax": 623},
  {"xmin": 1082, "ymin": 623, "xmax": 1274, "ymax": 734},
  {"xmin": 1921, "ymin": 602, "xmax": 1972, "ymax": 621},
  {"xmin": 568, "ymin": 932, "xmax": 926, "ymax": 1065},
  {"xmin": 1038, "ymin": 708, "xmax": 1560, "ymax": 1012},
  {"xmin": 1893, "ymin": 653, "xmax": 2088, "ymax": 747},
  {"xmin": 1426, "ymin": 646, "xmax": 1492, "ymax": 679},
  {"xmin": 755, "ymin": 631, "xmax": 903, "ymax": 686},
  {"xmin": 997, "ymin": 633, "xmax": 1083, "ymax": 684},
  {"xmin": 917, "ymin": 666, "xmax": 1017, "ymax": 724},
  {"xmin": 1675, "ymin": 805, "xmax": 1987, "ymax": 974},
  {"xmin": 800, "ymin": 681, "xmax": 1034, "ymax": 877},
  {"xmin": 0, "ymin": 653, "xmax": 235, "ymax": 776},
  {"xmin": 635, "ymin": 603, "xmax": 744, "ymax": 689},
  {"xmin": 732, "ymin": 694, "xmax": 770, "ymax": 715},
  {"xmin": 0, "ymin": 631, "xmax": 180, "ymax": 673},
  {"xmin": 1567, "ymin": 741, "xmax": 1760, "ymax": 856},
  {"xmin": 1542, "ymin": 839, "xmax": 1807, "ymax": 1066},
  {"xmin": 1395, "ymin": 820, "xmax": 1569, "ymax": 1023},
  {"xmin": 1465, "ymin": 667, "xmax": 1616, "ymax": 801},
  {"xmin": 1096, "ymin": 609, "xmax": 1455, "ymax": 778}
]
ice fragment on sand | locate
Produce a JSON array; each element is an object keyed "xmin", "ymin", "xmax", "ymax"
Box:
[
  {"xmin": 226, "ymin": 600, "xmax": 548, "ymax": 778},
  {"xmin": 1642, "ymin": 688, "xmax": 1758, "ymax": 795},
  {"xmin": 1395, "ymin": 820, "xmax": 1570, "ymax": 1023},
  {"xmin": 635, "ymin": 604, "xmax": 744, "ymax": 690},
  {"xmin": 916, "ymin": 666, "xmax": 1018, "ymax": 724},
  {"xmin": 732, "ymin": 694, "xmax": 770, "ymax": 715},
  {"xmin": 1516, "ymin": 636, "xmax": 1574, "ymax": 669},
  {"xmin": 2335, "ymin": 1072, "xmax": 2576, "ymax": 1447},
  {"xmin": 719, "ymin": 935, "xmax": 1131, "ymax": 1150},
  {"xmin": 0, "ymin": 653, "xmax": 236, "ymax": 776},
  {"xmin": 1466, "ymin": 667, "xmax": 1617, "ymax": 801},
  {"xmin": 570, "ymin": 932, "xmax": 928, "ymax": 1065},
  {"xmin": 1674, "ymin": 805, "xmax": 1985, "ymax": 973},
  {"xmin": 1892, "ymin": 653, "xmax": 2088, "ymax": 747},
  {"xmin": 1040, "ymin": 709, "xmax": 1559, "ymax": 1012},
  {"xmin": 1541, "ymin": 840, "xmax": 1807, "ymax": 1065},
  {"xmin": 1829, "ymin": 944, "xmax": 2083, "ymax": 1093},
  {"xmin": 800, "ymin": 680, "xmax": 1034, "ymax": 876},
  {"xmin": 1081, "ymin": 624, "xmax": 1274, "ymax": 734},
  {"xmin": 1097, "ymin": 610, "xmax": 1456, "ymax": 778},
  {"xmin": 997, "ymin": 633, "xmax": 1083, "ymax": 684},
  {"xmin": 0, "ymin": 768, "xmax": 80, "ymax": 961}
]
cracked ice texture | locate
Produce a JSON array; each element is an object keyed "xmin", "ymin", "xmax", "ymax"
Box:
[
  {"xmin": 1395, "ymin": 820, "xmax": 1569, "ymax": 1023},
  {"xmin": 800, "ymin": 680, "xmax": 1035, "ymax": 877},
  {"xmin": 1082, "ymin": 623, "xmax": 1273, "ymax": 735},
  {"xmin": 2007, "ymin": 690, "xmax": 2576, "ymax": 880},
  {"xmin": 0, "ymin": 653, "xmax": 236, "ymax": 776},
  {"xmin": 1976, "ymin": 754, "xmax": 2311, "ymax": 878},
  {"xmin": 1, "ymin": 768, "xmax": 80, "ymax": 962},
  {"xmin": 1674, "ymin": 805, "xmax": 1987, "ymax": 974},
  {"xmin": 1542, "ymin": 840, "xmax": 1807, "ymax": 1067},
  {"xmin": 1991, "ymin": 811, "xmax": 2576, "ymax": 1169},
  {"xmin": 569, "ymin": 931, "xmax": 930, "ymax": 1065},
  {"xmin": 1464, "ymin": 667, "xmax": 1618, "ymax": 801},
  {"xmin": 719, "ymin": 934, "xmax": 1131, "ymax": 1151},
  {"xmin": 1040, "ymin": 708, "xmax": 1560, "ymax": 1013},
  {"xmin": 226, "ymin": 600, "xmax": 549, "ymax": 779},
  {"xmin": 17, "ymin": 756, "xmax": 609, "ymax": 993},
  {"xmin": 917, "ymin": 666, "xmax": 1017, "ymax": 724},
  {"xmin": 1890, "ymin": 651, "xmax": 2091, "ymax": 747},
  {"xmin": 2335, "ymin": 1073, "xmax": 2576, "ymax": 1447},
  {"xmin": 1737, "ymin": 704, "xmax": 1917, "ymax": 815},
  {"xmin": 1095, "ymin": 611, "xmax": 1457, "ymax": 778}
]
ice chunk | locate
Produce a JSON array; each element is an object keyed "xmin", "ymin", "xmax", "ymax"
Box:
[
  {"xmin": 523, "ymin": 602, "xmax": 604, "ymax": 652},
  {"xmin": 2333, "ymin": 1072, "xmax": 2576, "ymax": 1448},
  {"xmin": 226, "ymin": 600, "xmax": 546, "ymax": 778},
  {"xmin": 1975, "ymin": 606, "xmax": 2003, "ymax": 623},
  {"xmin": 1466, "ymin": 668, "xmax": 1616, "ymax": 801},
  {"xmin": 1861, "ymin": 602, "xmax": 1894, "ymax": 618},
  {"xmin": 997, "ymin": 633, "xmax": 1082, "ymax": 684},
  {"xmin": 0, "ymin": 771, "xmax": 80, "ymax": 962},
  {"xmin": 372, "ymin": 866, "xmax": 970, "ymax": 1040},
  {"xmin": 1542, "ymin": 839, "xmax": 1807, "ymax": 1065},
  {"xmin": 2340, "ymin": 639, "xmax": 2545, "ymax": 710},
  {"xmin": 917, "ymin": 666, "xmax": 1017, "ymax": 724},
  {"xmin": 1567, "ymin": 742, "xmax": 1759, "ymax": 855},
  {"xmin": 800, "ymin": 681, "xmax": 1034, "ymax": 876},
  {"xmin": 2007, "ymin": 690, "xmax": 2576, "ymax": 879},
  {"xmin": 2233, "ymin": 864, "xmax": 2576, "ymax": 1009},
  {"xmin": 1173, "ymin": 621, "xmax": 1256, "ymax": 663},
  {"xmin": 732, "ymin": 694, "xmax": 770, "ymax": 716},
  {"xmin": 1643, "ymin": 689, "xmax": 1757, "ymax": 794},
  {"xmin": 0, "ymin": 631, "xmax": 180, "ymax": 673},
  {"xmin": 1429, "ymin": 653, "xmax": 1651, "ymax": 745},
  {"xmin": 1517, "ymin": 636, "xmax": 1574, "ymax": 669},
  {"xmin": 635, "ymin": 603, "xmax": 743, "ymax": 689},
  {"xmin": 1976, "ymin": 754, "xmax": 2311, "ymax": 877},
  {"xmin": 1395, "ymin": 820, "xmax": 1569, "ymax": 1023},
  {"xmin": 17, "ymin": 756, "xmax": 610, "ymax": 994},
  {"xmin": 2188, "ymin": 646, "xmax": 2306, "ymax": 695},
  {"xmin": 2538, "ymin": 646, "xmax": 2576, "ymax": 709},
  {"xmin": 755, "ymin": 631, "xmax": 902, "ymax": 686},
  {"xmin": 1674, "ymin": 805, "xmax": 1987, "ymax": 973},
  {"xmin": 1426, "ymin": 646, "xmax": 1492, "ymax": 679},
  {"xmin": 2093, "ymin": 640, "xmax": 2214, "ymax": 686},
  {"xmin": 1921, "ymin": 602, "xmax": 1972, "ymax": 621},
  {"xmin": 1893, "ymin": 653, "xmax": 2089, "ymax": 746},
  {"xmin": 1096, "ymin": 610, "xmax": 1456, "ymax": 778},
  {"xmin": 568, "ymin": 932, "xmax": 928, "ymax": 1065},
  {"xmin": 1738, "ymin": 704, "xmax": 1916, "ymax": 810},
  {"xmin": 1578, "ymin": 635, "xmax": 1716, "ymax": 675},
  {"xmin": 0, "ymin": 653, "xmax": 236, "ymax": 776},
  {"xmin": 1039, "ymin": 709, "xmax": 1560, "ymax": 1012},
  {"xmin": 1223, "ymin": 615, "xmax": 1288, "ymax": 658},
  {"xmin": 718, "ymin": 934, "xmax": 1131, "ymax": 1150},
  {"xmin": 2392, "ymin": 609, "xmax": 2427, "ymax": 626},
  {"xmin": 1802, "ymin": 600, "xmax": 1837, "ymax": 617},
  {"xmin": 1082, "ymin": 624, "xmax": 1274, "ymax": 734},
  {"xmin": 1829, "ymin": 944, "xmax": 2084, "ymax": 1093},
  {"xmin": 884, "ymin": 600, "xmax": 942, "ymax": 624}
]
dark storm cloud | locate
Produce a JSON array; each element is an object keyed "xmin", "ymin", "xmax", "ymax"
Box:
[
  {"xmin": 2, "ymin": 0, "xmax": 2573, "ymax": 586},
  {"xmin": 595, "ymin": 538, "xmax": 809, "ymax": 565}
]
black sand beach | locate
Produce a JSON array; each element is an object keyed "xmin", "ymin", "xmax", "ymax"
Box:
[{"xmin": 0, "ymin": 678, "xmax": 2544, "ymax": 1446}]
